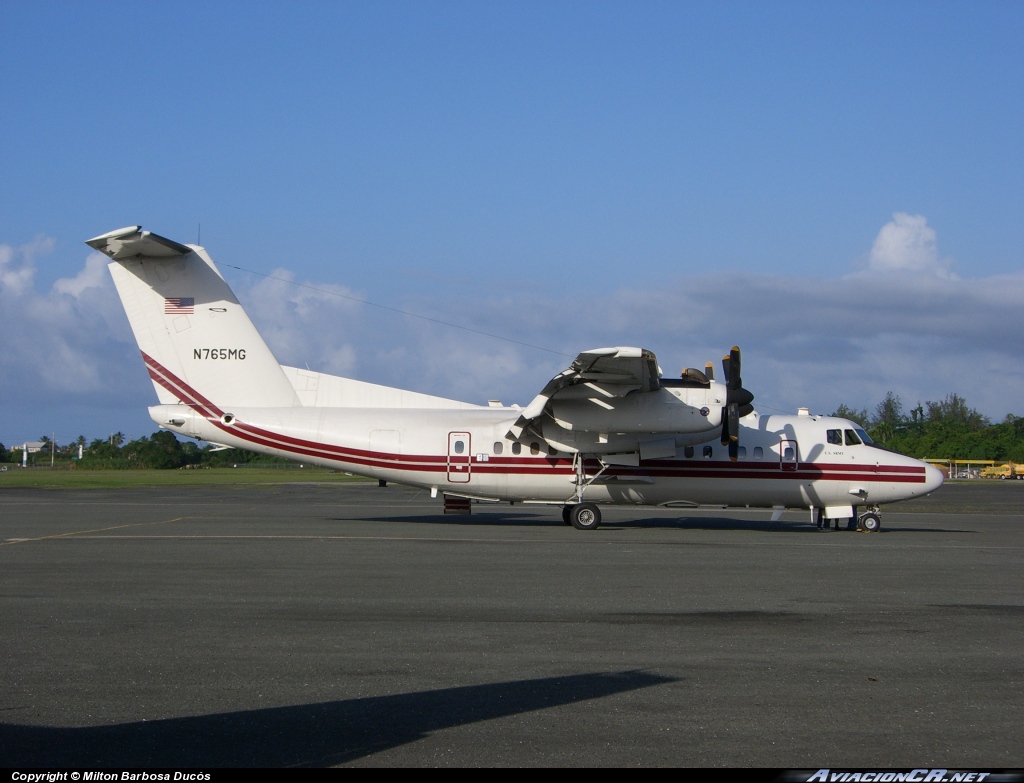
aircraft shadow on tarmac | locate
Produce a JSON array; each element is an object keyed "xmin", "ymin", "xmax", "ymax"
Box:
[
  {"xmin": 361, "ymin": 513, "xmax": 967, "ymax": 534},
  {"xmin": 1, "ymin": 671, "xmax": 673, "ymax": 768}
]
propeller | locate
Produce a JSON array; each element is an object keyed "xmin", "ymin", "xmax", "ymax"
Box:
[{"xmin": 719, "ymin": 345, "xmax": 755, "ymax": 461}]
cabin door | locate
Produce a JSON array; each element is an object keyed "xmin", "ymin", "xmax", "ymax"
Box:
[{"xmin": 447, "ymin": 432, "xmax": 472, "ymax": 483}]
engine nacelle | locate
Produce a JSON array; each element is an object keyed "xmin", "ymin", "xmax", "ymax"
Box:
[{"xmin": 547, "ymin": 383, "xmax": 725, "ymax": 434}]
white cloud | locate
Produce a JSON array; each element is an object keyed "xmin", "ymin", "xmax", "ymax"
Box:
[
  {"xmin": 239, "ymin": 213, "xmax": 1013, "ymax": 419},
  {"xmin": 5, "ymin": 214, "xmax": 1023, "ymax": 445},
  {"xmin": 867, "ymin": 212, "xmax": 952, "ymax": 277},
  {"xmin": 53, "ymin": 252, "xmax": 112, "ymax": 297},
  {"xmin": 241, "ymin": 268, "xmax": 364, "ymax": 375},
  {"xmin": 0, "ymin": 239, "xmax": 147, "ymax": 442},
  {"xmin": 0, "ymin": 236, "xmax": 51, "ymax": 295}
]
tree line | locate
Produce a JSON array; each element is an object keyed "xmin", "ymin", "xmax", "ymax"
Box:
[
  {"xmin": 0, "ymin": 431, "xmax": 291, "ymax": 469},
  {"xmin": 832, "ymin": 392, "xmax": 1024, "ymax": 461}
]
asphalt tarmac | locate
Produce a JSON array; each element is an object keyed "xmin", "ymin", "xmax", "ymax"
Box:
[{"xmin": 1, "ymin": 481, "xmax": 1021, "ymax": 767}]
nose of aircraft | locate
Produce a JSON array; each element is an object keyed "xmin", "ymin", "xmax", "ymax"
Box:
[{"xmin": 924, "ymin": 463, "xmax": 944, "ymax": 494}]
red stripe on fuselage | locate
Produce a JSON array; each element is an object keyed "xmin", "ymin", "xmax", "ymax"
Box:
[{"xmin": 141, "ymin": 352, "xmax": 926, "ymax": 484}]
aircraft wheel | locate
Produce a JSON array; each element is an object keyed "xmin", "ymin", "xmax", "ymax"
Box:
[
  {"xmin": 561, "ymin": 506, "xmax": 573, "ymax": 526},
  {"xmin": 859, "ymin": 513, "xmax": 881, "ymax": 533},
  {"xmin": 570, "ymin": 503, "xmax": 601, "ymax": 531}
]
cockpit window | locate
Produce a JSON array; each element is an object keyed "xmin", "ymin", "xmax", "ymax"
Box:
[
  {"xmin": 854, "ymin": 427, "xmax": 874, "ymax": 445},
  {"xmin": 844, "ymin": 429, "xmax": 862, "ymax": 446},
  {"xmin": 826, "ymin": 429, "xmax": 842, "ymax": 445}
]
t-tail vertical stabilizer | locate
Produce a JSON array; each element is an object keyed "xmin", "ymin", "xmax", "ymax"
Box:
[{"xmin": 89, "ymin": 226, "xmax": 300, "ymax": 409}]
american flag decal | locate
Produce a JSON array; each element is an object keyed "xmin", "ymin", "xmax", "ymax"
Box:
[{"xmin": 164, "ymin": 297, "xmax": 195, "ymax": 314}]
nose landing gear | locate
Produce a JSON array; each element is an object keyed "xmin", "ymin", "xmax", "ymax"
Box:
[
  {"xmin": 858, "ymin": 506, "xmax": 882, "ymax": 532},
  {"xmin": 814, "ymin": 505, "xmax": 883, "ymax": 532}
]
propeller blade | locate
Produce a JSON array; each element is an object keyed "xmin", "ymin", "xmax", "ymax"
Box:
[
  {"xmin": 704, "ymin": 361, "xmax": 714, "ymax": 382},
  {"xmin": 727, "ymin": 403, "xmax": 739, "ymax": 442},
  {"xmin": 719, "ymin": 345, "xmax": 754, "ymax": 454}
]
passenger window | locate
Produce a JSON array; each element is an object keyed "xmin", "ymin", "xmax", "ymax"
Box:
[
  {"xmin": 783, "ymin": 446, "xmax": 794, "ymax": 460},
  {"xmin": 844, "ymin": 429, "xmax": 862, "ymax": 445},
  {"xmin": 684, "ymin": 446, "xmax": 694, "ymax": 458},
  {"xmin": 738, "ymin": 446, "xmax": 747, "ymax": 459},
  {"xmin": 454, "ymin": 441, "xmax": 465, "ymax": 454},
  {"xmin": 703, "ymin": 445, "xmax": 713, "ymax": 459},
  {"xmin": 826, "ymin": 429, "xmax": 842, "ymax": 445},
  {"xmin": 493, "ymin": 442, "xmax": 503, "ymax": 455},
  {"xmin": 512, "ymin": 442, "xmax": 522, "ymax": 455},
  {"xmin": 530, "ymin": 442, "xmax": 540, "ymax": 455},
  {"xmin": 548, "ymin": 446, "xmax": 557, "ymax": 456},
  {"xmin": 753, "ymin": 447, "xmax": 763, "ymax": 459}
]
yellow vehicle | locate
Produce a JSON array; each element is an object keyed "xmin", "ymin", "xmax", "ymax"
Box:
[{"xmin": 980, "ymin": 462, "xmax": 1024, "ymax": 479}]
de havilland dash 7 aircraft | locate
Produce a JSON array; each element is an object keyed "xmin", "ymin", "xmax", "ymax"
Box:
[{"xmin": 89, "ymin": 226, "xmax": 942, "ymax": 532}]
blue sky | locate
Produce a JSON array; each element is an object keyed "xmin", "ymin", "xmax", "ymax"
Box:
[{"xmin": 1, "ymin": 1, "xmax": 1022, "ymax": 446}]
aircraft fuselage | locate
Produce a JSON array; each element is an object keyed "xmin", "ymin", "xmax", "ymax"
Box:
[{"xmin": 152, "ymin": 400, "xmax": 942, "ymax": 511}]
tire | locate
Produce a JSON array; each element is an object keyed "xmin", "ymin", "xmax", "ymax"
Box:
[
  {"xmin": 570, "ymin": 503, "xmax": 601, "ymax": 530},
  {"xmin": 561, "ymin": 506, "xmax": 573, "ymax": 526},
  {"xmin": 859, "ymin": 513, "xmax": 881, "ymax": 533}
]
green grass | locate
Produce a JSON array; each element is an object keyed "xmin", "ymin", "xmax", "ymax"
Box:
[{"xmin": 0, "ymin": 467, "xmax": 373, "ymax": 489}]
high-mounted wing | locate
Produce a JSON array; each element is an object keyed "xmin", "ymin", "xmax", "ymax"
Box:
[
  {"xmin": 508, "ymin": 347, "xmax": 662, "ymax": 440},
  {"xmin": 507, "ymin": 344, "xmax": 755, "ymax": 461}
]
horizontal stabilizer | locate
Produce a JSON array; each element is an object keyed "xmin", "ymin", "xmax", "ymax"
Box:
[{"xmin": 86, "ymin": 227, "xmax": 192, "ymax": 260}]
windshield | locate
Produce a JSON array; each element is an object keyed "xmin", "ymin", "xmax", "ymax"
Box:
[{"xmin": 854, "ymin": 427, "xmax": 874, "ymax": 445}]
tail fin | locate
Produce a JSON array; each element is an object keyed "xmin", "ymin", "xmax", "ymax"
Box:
[{"xmin": 88, "ymin": 226, "xmax": 299, "ymax": 408}]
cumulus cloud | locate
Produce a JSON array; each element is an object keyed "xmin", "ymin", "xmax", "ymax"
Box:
[
  {"xmin": 52, "ymin": 252, "xmax": 112, "ymax": 297},
  {"xmin": 241, "ymin": 269, "xmax": 364, "ymax": 376},
  {"xmin": 1, "ymin": 239, "xmax": 152, "ymax": 442},
  {"xmin": 0, "ymin": 236, "xmax": 50, "ymax": 295},
  {"xmin": 867, "ymin": 212, "xmax": 953, "ymax": 277},
  {"xmin": 275, "ymin": 214, "xmax": 1014, "ymax": 418},
  {"xmin": 5, "ymin": 214, "xmax": 1022, "ymax": 444}
]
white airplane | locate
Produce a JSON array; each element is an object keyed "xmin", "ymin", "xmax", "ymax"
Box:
[{"xmin": 89, "ymin": 226, "xmax": 943, "ymax": 532}]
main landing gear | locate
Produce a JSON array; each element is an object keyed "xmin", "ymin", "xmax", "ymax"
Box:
[
  {"xmin": 562, "ymin": 502, "xmax": 602, "ymax": 530},
  {"xmin": 563, "ymin": 452, "xmax": 605, "ymax": 530}
]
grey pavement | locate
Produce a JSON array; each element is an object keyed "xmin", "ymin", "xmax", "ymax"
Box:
[{"xmin": 1, "ymin": 481, "xmax": 1021, "ymax": 767}]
